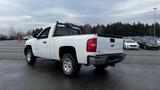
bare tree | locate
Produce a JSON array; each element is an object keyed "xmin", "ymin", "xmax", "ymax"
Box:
[
  {"xmin": 8, "ymin": 26, "xmax": 16, "ymax": 38},
  {"xmin": 82, "ymin": 24, "xmax": 93, "ymax": 34}
]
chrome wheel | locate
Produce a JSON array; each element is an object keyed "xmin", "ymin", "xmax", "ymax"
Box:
[
  {"xmin": 26, "ymin": 50, "xmax": 31, "ymax": 62},
  {"xmin": 63, "ymin": 57, "xmax": 73, "ymax": 74},
  {"xmin": 144, "ymin": 46, "xmax": 147, "ymax": 49},
  {"xmin": 61, "ymin": 54, "xmax": 81, "ymax": 77},
  {"xmin": 25, "ymin": 48, "xmax": 36, "ymax": 65}
]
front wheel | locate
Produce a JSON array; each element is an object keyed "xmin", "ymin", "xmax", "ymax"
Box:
[
  {"xmin": 94, "ymin": 64, "xmax": 108, "ymax": 69},
  {"xmin": 144, "ymin": 45, "xmax": 147, "ymax": 50},
  {"xmin": 61, "ymin": 54, "xmax": 81, "ymax": 77},
  {"xmin": 25, "ymin": 48, "xmax": 36, "ymax": 65}
]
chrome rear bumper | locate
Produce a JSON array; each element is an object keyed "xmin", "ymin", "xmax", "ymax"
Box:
[{"xmin": 87, "ymin": 53, "xmax": 126, "ymax": 65}]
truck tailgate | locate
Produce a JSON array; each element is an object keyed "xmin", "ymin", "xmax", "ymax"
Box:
[{"xmin": 97, "ymin": 35, "xmax": 124, "ymax": 54}]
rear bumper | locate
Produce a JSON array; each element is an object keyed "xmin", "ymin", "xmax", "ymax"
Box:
[
  {"xmin": 87, "ymin": 53, "xmax": 126, "ymax": 65},
  {"xmin": 126, "ymin": 46, "xmax": 139, "ymax": 49}
]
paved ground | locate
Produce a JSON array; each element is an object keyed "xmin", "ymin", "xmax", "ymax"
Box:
[{"xmin": 0, "ymin": 40, "xmax": 160, "ymax": 90}]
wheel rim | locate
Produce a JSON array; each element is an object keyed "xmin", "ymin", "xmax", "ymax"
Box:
[
  {"xmin": 26, "ymin": 50, "xmax": 31, "ymax": 62},
  {"xmin": 63, "ymin": 57, "xmax": 73, "ymax": 74},
  {"xmin": 144, "ymin": 46, "xmax": 146, "ymax": 49}
]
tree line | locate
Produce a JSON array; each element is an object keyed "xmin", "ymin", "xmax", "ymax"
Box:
[
  {"xmin": 30, "ymin": 22, "xmax": 160, "ymax": 37},
  {"xmin": 5, "ymin": 22, "xmax": 160, "ymax": 40},
  {"xmin": 82, "ymin": 22, "xmax": 160, "ymax": 37}
]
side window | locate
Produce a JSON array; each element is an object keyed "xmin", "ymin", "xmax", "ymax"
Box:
[
  {"xmin": 38, "ymin": 27, "xmax": 51, "ymax": 39},
  {"xmin": 54, "ymin": 28, "xmax": 68, "ymax": 36},
  {"xmin": 54, "ymin": 27, "xmax": 80, "ymax": 36}
]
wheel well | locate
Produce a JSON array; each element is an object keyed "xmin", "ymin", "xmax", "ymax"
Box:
[
  {"xmin": 59, "ymin": 46, "xmax": 77, "ymax": 59},
  {"xmin": 24, "ymin": 45, "xmax": 32, "ymax": 55}
]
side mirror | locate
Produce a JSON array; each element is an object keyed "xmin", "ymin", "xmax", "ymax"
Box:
[{"xmin": 33, "ymin": 34, "xmax": 37, "ymax": 38}]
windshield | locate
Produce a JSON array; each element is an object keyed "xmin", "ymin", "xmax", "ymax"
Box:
[
  {"xmin": 125, "ymin": 41, "xmax": 136, "ymax": 43},
  {"xmin": 146, "ymin": 40, "xmax": 157, "ymax": 44},
  {"xmin": 125, "ymin": 39, "xmax": 136, "ymax": 43}
]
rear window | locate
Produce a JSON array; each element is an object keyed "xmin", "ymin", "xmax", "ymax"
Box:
[{"xmin": 54, "ymin": 27, "xmax": 80, "ymax": 36}]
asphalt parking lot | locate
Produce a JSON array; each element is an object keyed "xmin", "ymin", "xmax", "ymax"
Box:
[{"xmin": 0, "ymin": 40, "xmax": 160, "ymax": 90}]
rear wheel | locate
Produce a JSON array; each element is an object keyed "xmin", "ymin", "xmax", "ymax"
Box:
[
  {"xmin": 61, "ymin": 54, "xmax": 81, "ymax": 77},
  {"xmin": 94, "ymin": 64, "xmax": 108, "ymax": 69},
  {"xmin": 25, "ymin": 48, "xmax": 36, "ymax": 65}
]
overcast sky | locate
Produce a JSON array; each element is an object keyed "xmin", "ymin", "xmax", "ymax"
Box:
[{"xmin": 0, "ymin": 0, "xmax": 160, "ymax": 34}]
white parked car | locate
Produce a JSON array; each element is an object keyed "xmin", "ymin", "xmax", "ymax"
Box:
[
  {"xmin": 124, "ymin": 39, "xmax": 139, "ymax": 49},
  {"xmin": 157, "ymin": 39, "xmax": 160, "ymax": 47},
  {"xmin": 24, "ymin": 22, "xmax": 126, "ymax": 77}
]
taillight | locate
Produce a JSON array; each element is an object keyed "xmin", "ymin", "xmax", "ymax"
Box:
[{"xmin": 87, "ymin": 38, "xmax": 97, "ymax": 52}]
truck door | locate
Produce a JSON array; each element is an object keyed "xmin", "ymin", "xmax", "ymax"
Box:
[{"xmin": 36, "ymin": 27, "xmax": 51, "ymax": 58}]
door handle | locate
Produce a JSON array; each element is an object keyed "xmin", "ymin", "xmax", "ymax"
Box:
[
  {"xmin": 110, "ymin": 38, "xmax": 115, "ymax": 43},
  {"xmin": 43, "ymin": 41, "xmax": 47, "ymax": 44}
]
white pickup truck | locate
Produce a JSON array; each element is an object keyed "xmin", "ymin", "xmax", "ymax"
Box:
[{"xmin": 24, "ymin": 22, "xmax": 126, "ymax": 77}]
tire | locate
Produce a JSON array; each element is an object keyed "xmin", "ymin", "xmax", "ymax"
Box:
[
  {"xmin": 61, "ymin": 54, "xmax": 81, "ymax": 77},
  {"xmin": 144, "ymin": 45, "xmax": 147, "ymax": 50},
  {"xmin": 124, "ymin": 45, "xmax": 126, "ymax": 49},
  {"xmin": 94, "ymin": 64, "xmax": 108, "ymax": 69},
  {"xmin": 25, "ymin": 48, "xmax": 36, "ymax": 65}
]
